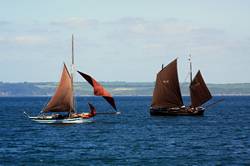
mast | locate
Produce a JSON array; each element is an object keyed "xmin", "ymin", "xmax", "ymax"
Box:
[
  {"xmin": 188, "ymin": 54, "xmax": 192, "ymax": 83},
  {"xmin": 71, "ymin": 34, "xmax": 76, "ymax": 113},
  {"xmin": 188, "ymin": 54, "xmax": 193, "ymax": 106}
]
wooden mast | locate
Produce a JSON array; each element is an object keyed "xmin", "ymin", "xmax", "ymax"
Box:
[
  {"xmin": 71, "ymin": 34, "xmax": 76, "ymax": 113},
  {"xmin": 188, "ymin": 54, "xmax": 193, "ymax": 107},
  {"xmin": 189, "ymin": 54, "xmax": 192, "ymax": 83}
]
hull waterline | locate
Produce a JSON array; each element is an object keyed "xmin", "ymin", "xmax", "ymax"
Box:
[
  {"xmin": 150, "ymin": 107, "xmax": 205, "ymax": 116},
  {"xmin": 24, "ymin": 112, "xmax": 94, "ymax": 124},
  {"xmin": 30, "ymin": 117, "xmax": 93, "ymax": 124}
]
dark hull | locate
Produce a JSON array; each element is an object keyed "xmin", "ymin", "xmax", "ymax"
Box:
[{"xmin": 150, "ymin": 107, "xmax": 205, "ymax": 116}]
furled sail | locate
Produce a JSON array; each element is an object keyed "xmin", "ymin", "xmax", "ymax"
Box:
[
  {"xmin": 77, "ymin": 71, "xmax": 117, "ymax": 110},
  {"xmin": 151, "ymin": 59, "xmax": 184, "ymax": 108},
  {"xmin": 43, "ymin": 64, "xmax": 74, "ymax": 112},
  {"xmin": 190, "ymin": 70, "xmax": 212, "ymax": 107}
]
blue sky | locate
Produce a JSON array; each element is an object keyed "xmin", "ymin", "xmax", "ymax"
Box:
[{"xmin": 0, "ymin": 0, "xmax": 250, "ymax": 83}]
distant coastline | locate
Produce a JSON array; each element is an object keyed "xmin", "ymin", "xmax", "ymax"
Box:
[{"xmin": 1, "ymin": 82, "xmax": 250, "ymax": 96}]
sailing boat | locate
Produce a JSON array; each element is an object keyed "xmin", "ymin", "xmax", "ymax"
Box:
[
  {"xmin": 24, "ymin": 35, "xmax": 116, "ymax": 123},
  {"xmin": 150, "ymin": 56, "xmax": 212, "ymax": 116}
]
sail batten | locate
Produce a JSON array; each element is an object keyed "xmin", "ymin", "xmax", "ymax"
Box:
[
  {"xmin": 77, "ymin": 71, "xmax": 117, "ymax": 110},
  {"xmin": 151, "ymin": 59, "xmax": 183, "ymax": 109},
  {"xmin": 190, "ymin": 70, "xmax": 212, "ymax": 107},
  {"xmin": 43, "ymin": 64, "xmax": 74, "ymax": 113}
]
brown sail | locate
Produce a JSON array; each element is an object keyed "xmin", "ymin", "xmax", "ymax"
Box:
[
  {"xmin": 77, "ymin": 71, "xmax": 117, "ymax": 110},
  {"xmin": 190, "ymin": 70, "xmax": 212, "ymax": 107},
  {"xmin": 151, "ymin": 59, "xmax": 184, "ymax": 108},
  {"xmin": 43, "ymin": 64, "xmax": 74, "ymax": 112}
]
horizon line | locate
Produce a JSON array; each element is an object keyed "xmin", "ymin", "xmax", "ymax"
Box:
[{"xmin": 1, "ymin": 81, "xmax": 250, "ymax": 85}]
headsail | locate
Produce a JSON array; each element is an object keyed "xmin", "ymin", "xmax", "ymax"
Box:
[
  {"xmin": 190, "ymin": 70, "xmax": 212, "ymax": 107},
  {"xmin": 43, "ymin": 64, "xmax": 74, "ymax": 113},
  {"xmin": 151, "ymin": 59, "xmax": 184, "ymax": 108},
  {"xmin": 77, "ymin": 71, "xmax": 117, "ymax": 110}
]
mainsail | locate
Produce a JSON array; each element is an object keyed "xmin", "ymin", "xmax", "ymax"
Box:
[
  {"xmin": 151, "ymin": 59, "xmax": 184, "ymax": 108},
  {"xmin": 77, "ymin": 71, "xmax": 117, "ymax": 110},
  {"xmin": 190, "ymin": 70, "xmax": 212, "ymax": 107},
  {"xmin": 43, "ymin": 64, "xmax": 74, "ymax": 112}
]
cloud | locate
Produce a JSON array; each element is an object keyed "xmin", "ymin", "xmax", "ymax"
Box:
[
  {"xmin": 108, "ymin": 17, "xmax": 227, "ymax": 47},
  {"xmin": 108, "ymin": 17, "xmax": 193, "ymax": 35},
  {"xmin": 50, "ymin": 17, "xmax": 99, "ymax": 29},
  {"xmin": 106, "ymin": 17, "xmax": 228, "ymax": 42},
  {"xmin": 0, "ymin": 21, "xmax": 10, "ymax": 26},
  {"xmin": 104, "ymin": 17, "xmax": 197, "ymax": 45},
  {"xmin": 129, "ymin": 23, "xmax": 146, "ymax": 34},
  {"xmin": 0, "ymin": 17, "xmax": 238, "ymax": 58},
  {"xmin": 0, "ymin": 17, "xmax": 250, "ymax": 82},
  {"xmin": 101, "ymin": 17, "xmax": 250, "ymax": 62},
  {"xmin": 144, "ymin": 43, "xmax": 164, "ymax": 49},
  {"xmin": 14, "ymin": 36, "xmax": 48, "ymax": 44},
  {"xmin": 0, "ymin": 36, "xmax": 48, "ymax": 45},
  {"xmin": 106, "ymin": 17, "xmax": 147, "ymax": 25}
]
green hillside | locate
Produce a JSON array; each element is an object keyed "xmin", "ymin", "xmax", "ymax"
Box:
[{"xmin": 0, "ymin": 82, "xmax": 250, "ymax": 96}]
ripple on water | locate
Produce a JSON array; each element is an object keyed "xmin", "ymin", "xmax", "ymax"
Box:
[{"xmin": 0, "ymin": 96, "xmax": 250, "ymax": 165}]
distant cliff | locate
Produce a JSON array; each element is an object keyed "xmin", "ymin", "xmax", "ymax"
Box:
[{"xmin": 0, "ymin": 82, "xmax": 250, "ymax": 96}]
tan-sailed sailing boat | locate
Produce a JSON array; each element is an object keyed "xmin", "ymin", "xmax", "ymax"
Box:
[
  {"xmin": 24, "ymin": 35, "xmax": 117, "ymax": 123},
  {"xmin": 150, "ymin": 56, "xmax": 212, "ymax": 116}
]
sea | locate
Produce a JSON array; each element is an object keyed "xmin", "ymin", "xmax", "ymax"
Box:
[{"xmin": 0, "ymin": 96, "xmax": 250, "ymax": 165}]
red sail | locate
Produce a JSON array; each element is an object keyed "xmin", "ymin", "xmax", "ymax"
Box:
[
  {"xmin": 43, "ymin": 64, "xmax": 74, "ymax": 112},
  {"xmin": 78, "ymin": 71, "xmax": 117, "ymax": 110},
  {"xmin": 88, "ymin": 103, "xmax": 96, "ymax": 116},
  {"xmin": 190, "ymin": 70, "xmax": 212, "ymax": 107},
  {"xmin": 151, "ymin": 59, "xmax": 184, "ymax": 109}
]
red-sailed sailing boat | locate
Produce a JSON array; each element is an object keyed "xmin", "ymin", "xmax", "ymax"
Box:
[
  {"xmin": 24, "ymin": 35, "xmax": 117, "ymax": 123},
  {"xmin": 150, "ymin": 56, "xmax": 212, "ymax": 116}
]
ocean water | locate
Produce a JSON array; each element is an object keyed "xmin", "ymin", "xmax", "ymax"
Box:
[{"xmin": 0, "ymin": 96, "xmax": 250, "ymax": 165}]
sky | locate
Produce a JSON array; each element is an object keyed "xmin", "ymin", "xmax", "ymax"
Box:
[{"xmin": 0, "ymin": 0, "xmax": 250, "ymax": 83}]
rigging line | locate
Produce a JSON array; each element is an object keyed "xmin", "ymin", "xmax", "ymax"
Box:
[
  {"xmin": 71, "ymin": 34, "xmax": 76, "ymax": 114},
  {"xmin": 180, "ymin": 61, "xmax": 191, "ymax": 91},
  {"xmin": 73, "ymin": 66, "xmax": 79, "ymax": 113},
  {"xmin": 96, "ymin": 111, "xmax": 121, "ymax": 115},
  {"xmin": 205, "ymin": 98, "xmax": 224, "ymax": 110},
  {"xmin": 183, "ymin": 72, "xmax": 190, "ymax": 84}
]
